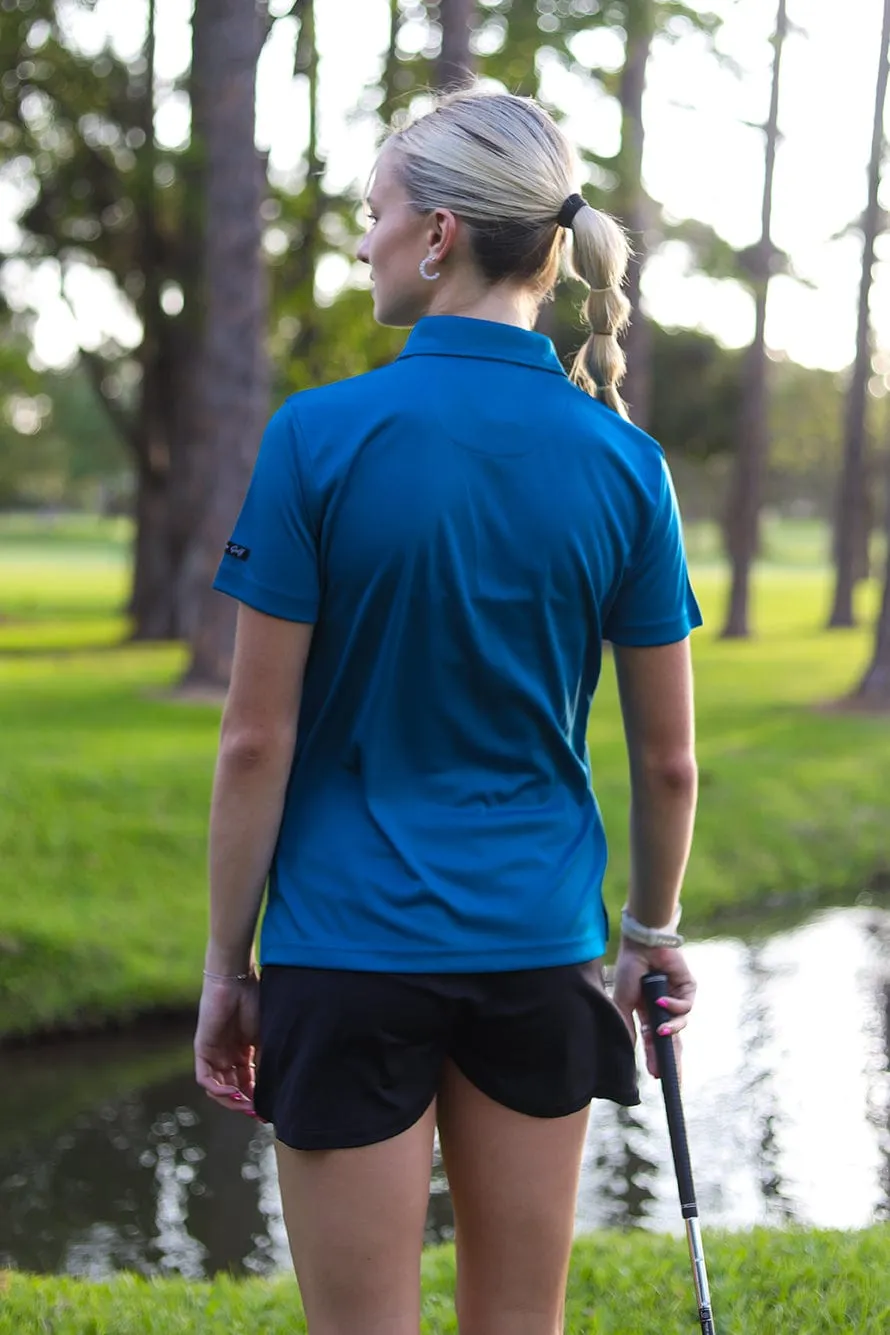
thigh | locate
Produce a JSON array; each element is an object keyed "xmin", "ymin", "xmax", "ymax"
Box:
[
  {"xmin": 436, "ymin": 1060, "xmax": 588, "ymax": 1335},
  {"xmin": 276, "ymin": 1101, "xmax": 437, "ymax": 1335}
]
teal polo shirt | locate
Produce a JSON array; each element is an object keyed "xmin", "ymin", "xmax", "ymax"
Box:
[{"xmin": 214, "ymin": 315, "xmax": 702, "ymax": 972}]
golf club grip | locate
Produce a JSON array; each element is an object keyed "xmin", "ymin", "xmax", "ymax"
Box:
[{"xmin": 641, "ymin": 972, "xmax": 697, "ymax": 1218}]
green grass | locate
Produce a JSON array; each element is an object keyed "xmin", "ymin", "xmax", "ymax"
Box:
[
  {"xmin": 3, "ymin": 1230, "xmax": 889, "ymax": 1332},
  {"xmin": 0, "ymin": 511, "xmax": 131, "ymax": 549},
  {"xmin": 0, "ymin": 511, "xmax": 129, "ymax": 646},
  {"xmin": 1, "ymin": 517, "xmax": 888, "ymax": 1038}
]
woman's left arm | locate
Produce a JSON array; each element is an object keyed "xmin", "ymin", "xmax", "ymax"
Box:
[{"xmin": 195, "ymin": 603, "xmax": 314, "ymax": 1113}]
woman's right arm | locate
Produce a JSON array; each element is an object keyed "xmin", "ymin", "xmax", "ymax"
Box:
[{"xmin": 610, "ymin": 638, "xmax": 699, "ymax": 1076}]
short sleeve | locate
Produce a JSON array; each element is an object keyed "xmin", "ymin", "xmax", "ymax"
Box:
[
  {"xmin": 212, "ymin": 402, "xmax": 319, "ymax": 623},
  {"xmin": 602, "ymin": 456, "xmax": 702, "ymax": 646}
]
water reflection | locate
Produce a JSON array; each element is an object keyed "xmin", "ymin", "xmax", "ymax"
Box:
[
  {"xmin": 864, "ymin": 914, "xmax": 890, "ymax": 1221},
  {"xmin": 2, "ymin": 905, "xmax": 889, "ymax": 1278},
  {"xmin": 740, "ymin": 945, "xmax": 795, "ymax": 1222},
  {"xmin": 578, "ymin": 905, "xmax": 890, "ymax": 1235}
]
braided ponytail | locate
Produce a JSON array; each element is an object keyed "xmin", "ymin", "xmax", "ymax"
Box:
[
  {"xmin": 388, "ymin": 90, "xmax": 633, "ymax": 415},
  {"xmin": 566, "ymin": 205, "xmax": 632, "ymax": 419}
]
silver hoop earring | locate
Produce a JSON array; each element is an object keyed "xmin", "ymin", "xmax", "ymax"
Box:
[{"xmin": 419, "ymin": 255, "xmax": 441, "ymax": 282}]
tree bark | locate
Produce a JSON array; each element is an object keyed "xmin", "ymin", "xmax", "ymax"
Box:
[
  {"xmin": 180, "ymin": 0, "xmax": 270, "ymax": 690},
  {"xmin": 435, "ymin": 0, "xmax": 476, "ymax": 92},
  {"xmin": 721, "ymin": 0, "xmax": 787, "ymax": 639},
  {"xmin": 380, "ymin": 0, "xmax": 406, "ymax": 123},
  {"xmin": 127, "ymin": 0, "xmax": 206, "ymax": 643},
  {"xmin": 127, "ymin": 0, "xmax": 177, "ymax": 641},
  {"xmin": 617, "ymin": 8, "xmax": 654, "ymax": 431},
  {"xmin": 165, "ymin": 0, "xmax": 213, "ymax": 626},
  {"xmin": 852, "ymin": 449, "xmax": 890, "ymax": 704},
  {"xmin": 829, "ymin": 0, "xmax": 890, "ymax": 629},
  {"xmin": 289, "ymin": 0, "xmax": 326, "ymax": 387},
  {"xmin": 129, "ymin": 457, "xmax": 177, "ymax": 640}
]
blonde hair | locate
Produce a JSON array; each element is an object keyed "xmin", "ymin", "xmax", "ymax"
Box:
[{"xmin": 389, "ymin": 89, "xmax": 632, "ymax": 417}]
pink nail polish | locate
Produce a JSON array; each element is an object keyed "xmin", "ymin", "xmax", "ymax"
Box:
[
  {"xmin": 656, "ymin": 997, "xmax": 671, "ymax": 1009},
  {"xmin": 657, "ymin": 1024, "xmax": 672, "ymax": 1038}
]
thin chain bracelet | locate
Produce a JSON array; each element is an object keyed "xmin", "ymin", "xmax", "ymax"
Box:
[{"xmin": 202, "ymin": 969, "xmax": 254, "ymax": 983}]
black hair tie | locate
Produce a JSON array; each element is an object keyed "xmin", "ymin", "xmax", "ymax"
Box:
[{"xmin": 557, "ymin": 193, "xmax": 587, "ymax": 228}]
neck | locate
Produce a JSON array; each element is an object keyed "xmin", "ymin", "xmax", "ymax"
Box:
[{"xmin": 424, "ymin": 279, "xmax": 537, "ymax": 330}]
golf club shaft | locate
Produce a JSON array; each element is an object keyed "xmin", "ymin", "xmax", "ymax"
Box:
[{"xmin": 642, "ymin": 971, "xmax": 716, "ymax": 1335}]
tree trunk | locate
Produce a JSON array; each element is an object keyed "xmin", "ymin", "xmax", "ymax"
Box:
[
  {"xmin": 180, "ymin": 0, "xmax": 270, "ymax": 690},
  {"xmin": 852, "ymin": 450, "xmax": 890, "ymax": 704},
  {"xmin": 829, "ymin": 0, "xmax": 890, "ymax": 629},
  {"xmin": 164, "ymin": 0, "xmax": 213, "ymax": 629},
  {"xmin": 721, "ymin": 0, "xmax": 787, "ymax": 640},
  {"xmin": 380, "ymin": 0, "xmax": 406, "ymax": 123},
  {"xmin": 127, "ymin": 0, "xmax": 205, "ymax": 644},
  {"xmin": 129, "ymin": 457, "xmax": 177, "ymax": 640},
  {"xmin": 289, "ymin": 0, "xmax": 326, "ymax": 387},
  {"xmin": 435, "ymin": 0, "xmax": 476, "ymax": 91},
  {"xmin": 127, "ymin": 0, "xmax": 178, "ymax": 641},
  {"xmin": 617, "ymin": 10, "xmax": 654, "ymax": 430}
]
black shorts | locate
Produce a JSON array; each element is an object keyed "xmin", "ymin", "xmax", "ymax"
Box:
[{"xmin": 254, "ymin": 961, "xmax": 640, "ymax": 1150}]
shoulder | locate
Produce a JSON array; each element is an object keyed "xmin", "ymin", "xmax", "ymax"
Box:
[
  {"xmin": 267, "ymin": 363, "xmax": 404, "ymax": 495},
  {"xmin": 282, "ymin": 363, "xmax": 402, "ymax": 434},
  {"xmin": 562, "ymin": 382, "xmax": 668, "ymax": 501}
]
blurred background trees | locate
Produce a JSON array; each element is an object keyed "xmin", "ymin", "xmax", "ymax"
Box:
[
  {"xmin": 829, "ymin": 0, "xmax": 890, "ymax": 632},
  {"xmin": 0, "ymin": 0, "xmax": 889, "ymax": 697},
  {"xmin": 720, "ymin": 0, "xmax": 787, "ymax": 640}
]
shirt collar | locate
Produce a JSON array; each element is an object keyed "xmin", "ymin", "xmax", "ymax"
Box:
[{"xmin": 398, "ymin": 315, "xmax": 567, "ymax": 377}]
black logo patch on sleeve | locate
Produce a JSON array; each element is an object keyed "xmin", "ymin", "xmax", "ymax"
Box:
[{"xmin": 225, "ymin": 540, "xmax": 251, "ymax": 561}]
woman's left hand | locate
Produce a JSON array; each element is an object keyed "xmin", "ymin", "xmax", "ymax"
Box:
[{"xmin": 194, "ymin": 974, "xmax": 260, "ymax": 1117}]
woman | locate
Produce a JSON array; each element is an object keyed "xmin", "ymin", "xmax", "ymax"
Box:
[{"xmin": 195, "ymin": 88, "xmax": 701, "ymax": 1335}]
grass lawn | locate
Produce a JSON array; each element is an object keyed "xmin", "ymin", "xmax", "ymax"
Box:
[
  {"xmin": 1, "ymin": 515, "xmax": 889, "ymax": 1039},
  {"xmin": 3, "ymin": 1229, "xmax": 890, "ymax": 1333}
]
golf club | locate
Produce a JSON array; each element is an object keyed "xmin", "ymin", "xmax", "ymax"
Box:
[{"xmin": 642, "ymin": 970, "xmax": 716, "ymax": 1335}]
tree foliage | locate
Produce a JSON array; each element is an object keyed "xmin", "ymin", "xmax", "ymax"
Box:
[{"xmin": 2, "ymin": 0, "xmax": 884, "ymax": 684}]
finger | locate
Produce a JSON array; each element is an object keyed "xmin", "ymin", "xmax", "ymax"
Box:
[
  {"xmin": 197, "ymin": 1075, "xmax": 242, "ymax": 1100},
  {"xmin": 199, "ymin": 1073, "xmax": 257, "ymax": 1111},
  {"xmin": 654, "ymin": 1013, "xmax": 689, "ymax": 1039},
  {"xmin": 653, "ymin": 995, "xmax": 693, "ymax": 1016},
  {"xmin": 205, "ymin": 1090, "xmax": 258, "ymax": 1117},
  {"xmin": 648, "ymin": 1032, "xmax": 683, "ymax": 1082},
  {"xmin": 195, "ymin": 1059, "xmax": 245, "ymax": 1101},
  {"xmin": 644, "ymin": 1030, "xmax": 658, "ymax": 1079},
  {"xmin": 233, "ymin": 1054, "xmax": 257, "ymax": 1095}
]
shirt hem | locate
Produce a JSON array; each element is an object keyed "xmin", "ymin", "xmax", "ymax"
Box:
[
  {"xmin": 606, "ymin": 615, "xmax": 702, "ymax": 647},
  {"xmin": 258, "ymin": 936, "xmax": 609, "ymax": 973},
  {"xmin": 212, "ymin": 570, "xmax": 319, "ymax": 623}
]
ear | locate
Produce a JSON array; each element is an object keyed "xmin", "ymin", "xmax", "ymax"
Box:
[{"xmin": 426, "ymin": 208, "xmax": 459, "ymax": 262}]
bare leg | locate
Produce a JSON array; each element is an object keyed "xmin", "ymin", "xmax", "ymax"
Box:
[
  {"xmin": 274, "ymin": 1102, "xmax": 437, "ymax": 1335},
  {"xmin": 437, "ymin": 1061, "xmax": 589, "ymax": 1335}
]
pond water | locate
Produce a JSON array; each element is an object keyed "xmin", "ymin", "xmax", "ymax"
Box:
[{"xmin": 2, "ymin": 904, "xmax": 889, "ymax": 1279}]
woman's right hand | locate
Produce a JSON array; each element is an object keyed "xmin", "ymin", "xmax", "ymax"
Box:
[
  {"xmin": 194, "ymin": 974, "xmax": 261, "ymax": 1116},
  {"xmin": 611, "ymin": 940, "xmax": 697, "ymax": 1079}
]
